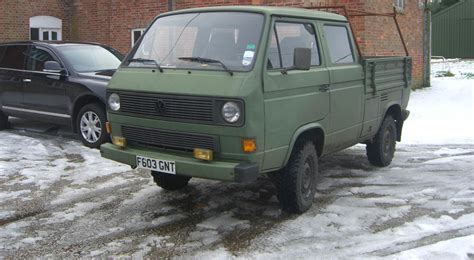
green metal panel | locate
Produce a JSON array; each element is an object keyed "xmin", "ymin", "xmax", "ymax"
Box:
[{"xmin": 432, "ymin": 0, "xmax": 474, "ymax": 58}]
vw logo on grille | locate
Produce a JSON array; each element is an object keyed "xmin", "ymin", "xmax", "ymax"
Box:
[{"xmin": 155, "ymin": 100, "xmax": 166, "ymax": 115}]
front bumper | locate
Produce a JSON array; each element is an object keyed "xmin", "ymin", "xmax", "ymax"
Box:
[{"xmin": 100, "ymin": 143, "xmax": 259, "ymax": 183}]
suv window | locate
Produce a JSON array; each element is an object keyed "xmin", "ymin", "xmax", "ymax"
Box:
[
  {"xmin": 268, "ymin": 22, "xmax": 320, "ymax": 69},
  {"xmin": 323, "ymin": 25, "xmax": 355, "ymax": 64},
  {"xmin": 0, "ymin": 45, "xmax": 28, "ymax": 69},
  {"xmin": 26, "ymin": 47, "xmax": 56, "ymax": 71}
]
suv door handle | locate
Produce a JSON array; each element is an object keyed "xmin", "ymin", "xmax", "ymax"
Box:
[
  {"xmin": 319, "ymin": 84, "xmax": 330, "ymax": 92},
  {"xmin": 23, "ymin": 79, "xmax": 32, "ymax": 83}
]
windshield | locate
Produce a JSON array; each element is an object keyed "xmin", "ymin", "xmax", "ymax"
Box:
[
  {"xmin": 57, "ymin": 45, "xmax": 122, "ymax": 72},
  {"xmin": 129, "ymin": 12, "xmax": 265, "ymax": 72}
]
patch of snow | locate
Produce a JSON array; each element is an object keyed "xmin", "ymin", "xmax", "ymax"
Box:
[
  {"xmin": 121, "ymin": 181, "xmax": 161, "ymax": 206},
  {"xmin": 433, "ymin": 147, "xmax": 472, "ymax": 156},
  {"xmin": 0, "ymin": 189, "xmax": 31, "ymax": 201},
  {"xmin": 151, "ymin": 214, "xmax": 185, "ymax": 227},
  {"xmin": 389, "ymin": 234, "xmax": 474, "ymax": 259},
  {"xmin": 95, "ymin": 176, "xmax": 129, "ymax": 189},
  {"xmin": 20, "ymin": 236, "xmax": 42, "ymax": 244},
  {"xmin": 188, "ymin": 230, "xmax": 220, "ymax": 246},
  {"xmin": 404, "ymin": 60, "xmax": 473, "ymax": 144},
  {"xmin": 132, "ymin": 235, "xmax": 168, "ymax": 259},
  {"xmin": 47, "ymin": 202, "xmax": 102, "ymax": 223},
  {"xmin": 50, "ymin": 187, "xmax": 92, "ymax": 205},
  {"xmin": 196, "ymin": 211, "xmax": 250, "ymax": 231},
  {"xmin": 178, "ymin": 247, "xmax": 234, "ymax": 260}
]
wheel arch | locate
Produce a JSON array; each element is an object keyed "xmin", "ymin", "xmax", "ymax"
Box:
[
  {"xmin": 71, "ymin": 94, "xmax": 105, "ymax": 133},
  {"xmin": 283, "ymin": 123, "xmax": 325, "ymax": 167},
  {"xmin": 383, "ymin": 103, "xmax": 403, "ymax": 141}
]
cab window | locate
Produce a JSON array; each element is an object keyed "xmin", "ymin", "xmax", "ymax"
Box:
[
  {"xmin": 26, "ymin": 47, "xmax": 56, "ymax": 71},
  {"xmin": 323, "ymin": 25, "xmax": 355, "ymax": 64},
  {"xmin": 267, "ymin": 22, "xmax": 320, "ymax": 69}
]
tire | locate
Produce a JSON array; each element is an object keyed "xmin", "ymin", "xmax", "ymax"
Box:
[
  {"xmin": 0, "ymin": 110, "xmax": 8, "ymax": 130},
  {"xmin": 366, "ymin": 115, "xmax": 397, "ymax": 167},
  {"xmin": 151, "ymin": 171, "xmax": 191, "ymax": 191},
  {"xmin": 277, "ymin": 140, "xmax": 319, "ymax": 214},
  {"xmin": 76, "ymin": 103, "xmax": 108, "ymax": 148}
]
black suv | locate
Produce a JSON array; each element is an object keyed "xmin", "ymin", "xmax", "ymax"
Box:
[{"xmin": 0, "ymin": 41, "xmax": 123, "ymax": 148}]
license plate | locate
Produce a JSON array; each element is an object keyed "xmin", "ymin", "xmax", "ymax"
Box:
[{"xmin": 136, "ymin": 156, "xmax": 176, "ymax": 174}]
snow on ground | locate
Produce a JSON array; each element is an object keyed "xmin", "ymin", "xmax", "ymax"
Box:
[
  {"xmin": 404, "ymin": 59, "xmax": 474, "ymax": 144},
  {"xmin": 0, "ymin": 60, "xmax": 473, "ymax": 258}
]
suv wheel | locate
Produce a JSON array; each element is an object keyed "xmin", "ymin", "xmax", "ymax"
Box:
[
  {"xmin": 0, "ymin": 110, "xmax": 8, "ymax": 130},
  {"xmin": 76, "ymin": 103, "xmax": 108, "ymax": 148},
  {"xmin": 366, "ymin": 115, "xmax": 397, "ymax": 167},
  {"xmin": 277, "ymin": 140, "xmax": 319, "ymax": 214},
  {"xmin": 151, "ymin": 171, "xmax": 191, "ymax": 191}
]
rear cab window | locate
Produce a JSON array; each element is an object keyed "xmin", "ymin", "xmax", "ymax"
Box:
[
  {"xmin": 267, "ymin": 21, "xmax": 321, "ymax": 69},
  {"xmin": 323, "ymin": 25, "xmax": 355, "ymax": 64},
  {"xmin": 0, "ymin": 45, "xmax": 28, "ymax": 70}
]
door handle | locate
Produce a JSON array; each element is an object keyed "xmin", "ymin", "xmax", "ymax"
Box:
[
  {"xmin": 319, "ymin": 84, "xmax": 330, "ymax": 92},
  {"xmin": 23, "ymin": 79, "xmax": 32, "ymax": 83}
]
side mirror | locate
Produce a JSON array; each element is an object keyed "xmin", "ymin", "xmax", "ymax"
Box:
[
  {"xmin": 293, "ymin": 48, "xmax": 311, "ymax": 70},
  {"xmin": 44, "ymin": 61, "xmax": 66, "ymax": 75},
  {"xmin": 281, "ymin": 48, "xmax": 311, "ymax": 74}
]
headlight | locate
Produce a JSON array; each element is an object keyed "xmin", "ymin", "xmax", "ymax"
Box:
[
  {"xmin": 222, "ymin": 102, "xmax": 241, "ymax": 123},
  {"xmin": 108, "ymin": 93, "xmax": 120, "ymax": 111}
]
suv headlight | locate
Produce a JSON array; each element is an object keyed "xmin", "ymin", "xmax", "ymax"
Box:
[
  {"xmin": 108, "ymin": 93, "xmax": 120, "ymax": 111},
  {"xmin": 222, "ymin": 102, "xmax": 240, "ymax": 123}
]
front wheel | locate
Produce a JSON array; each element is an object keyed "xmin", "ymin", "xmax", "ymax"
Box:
[
  {"xmin": 76, "ymin": 103, "xmax": 108, "ymax": 148},
  {"xmin": 151, "ymin": 171, "xmax": 191, "ymax": 191},
  {"xmin": 0, "ymin": 110, "xmax": 8, "ymax": 130},
  {"xmin": 276, "ymin": 140, "xmax": 319, "ymax": 214},
  {"xmin": 366, "ymin": 115, "xmax": 397, "ymax": 167}
]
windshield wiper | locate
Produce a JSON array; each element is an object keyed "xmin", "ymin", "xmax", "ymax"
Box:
[
  {"xmin": 178, "ymin": 57, "xmax": 233, "ymax": 76},
  {"xmin": 128, "ymin": 58, "xmax": 163, "ymax": 72}
]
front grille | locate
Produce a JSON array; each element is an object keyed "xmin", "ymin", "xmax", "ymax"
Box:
[
  {"xmin": 122, "ymin": 125, "xmax": 219, "ymax": 152},
  {"xmin": 119, "ymin": 92, "xmax": 215, "ymax": 123}
]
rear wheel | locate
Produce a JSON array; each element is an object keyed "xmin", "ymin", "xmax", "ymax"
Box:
[
  {"xmin": 276, "ymin": 140, "xmax": 319, "ymax": 214},
  {"xmin": 0, "ymin": 110, "xmax": 8, "ymax": 130},
  {"xmin": 366, "ymin": 115, "xmax": 397, "ymax": 167},
  {"xmin": 151, "ymin": 171, "xmax": 191, "ymax": 191},
  {"xmin": 76, "ymin": 103, "xmax": 108, "ymax": 149}
]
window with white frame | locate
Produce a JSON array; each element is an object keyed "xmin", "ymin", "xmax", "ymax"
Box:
[
  {"xmin": 132, "ymin": 28, "xmax": 146, "ymax": 47},
  {"xmin": 29, "ymin": 16, "xmax": 62, "ymax": 41},
  {"xmin": 394, "ymin": 0, "xmax": 405, "ymax": 10}
]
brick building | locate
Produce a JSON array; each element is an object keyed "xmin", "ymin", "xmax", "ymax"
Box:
[{"xmin": 0, "ymin": 0, "xmax": 428, "ymax": 87}]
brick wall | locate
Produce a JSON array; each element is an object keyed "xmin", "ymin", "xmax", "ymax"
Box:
[
  {"xmin": 0, "ymin": 0, "xmax": 424, "ymax": 87},
  {"xmin": 357, "ymin": 0, "xmax": 424, "ymax": 87},
  {"xmin": 70, "ymin": 0, "xmax": 168, "ymax": 53},
  {"xmin": 0, "ymin": 0, "xmax": 71, "ymax": 43}
]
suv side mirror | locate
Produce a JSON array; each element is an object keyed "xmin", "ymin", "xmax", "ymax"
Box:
[
  {"xmin": 281, "ymin": 48, "xmax": 311, "ymax": 74},
  {"xmin": 44, "ymin": 61, "xmax": 66, "ymax": 75},
  {"xmin": 293, "ymin": 48, "xmax": 311, "ymax": 70}
]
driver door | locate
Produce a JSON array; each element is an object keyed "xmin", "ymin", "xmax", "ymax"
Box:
[
  {"xmin": 262, "ymin": 18, "xmax": 330, "ymax": 170},
  {"xmin": 22, "ymin": 45, "xmax": 69, "ymax": 120}
]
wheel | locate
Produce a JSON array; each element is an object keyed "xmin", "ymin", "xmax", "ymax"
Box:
[
  {"xmin": 366, "ymin": 115, "xmax": 397, "ymax": 167},
  {"xmin": 151, "ymin": 171, "xmax": 191, "ymax": 191},
  {"xmin": 0, "ymin": 110, "xmax": 8, "ymax": 130},
  {"xmin": 277, "ymin": 140, "xmax": 319, "ymax": 214},
  {"xmin": 76, "ymin": 103, "xmax": 108, "ymax": 148}
]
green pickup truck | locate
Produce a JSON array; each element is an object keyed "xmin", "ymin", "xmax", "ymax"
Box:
[{"xmin": 100, "ymin": 6, "xmax": 411, "ymax": 213}]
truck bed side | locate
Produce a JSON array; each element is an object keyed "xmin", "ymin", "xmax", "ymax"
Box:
[{"xmin": 359, "ymin": 57, "xmax": 412, "ymax": 140}]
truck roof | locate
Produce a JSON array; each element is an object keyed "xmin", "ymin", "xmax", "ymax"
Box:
[{"xmin": 162, "ymin": 5, "xmax": 347, "ymax": 22}]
